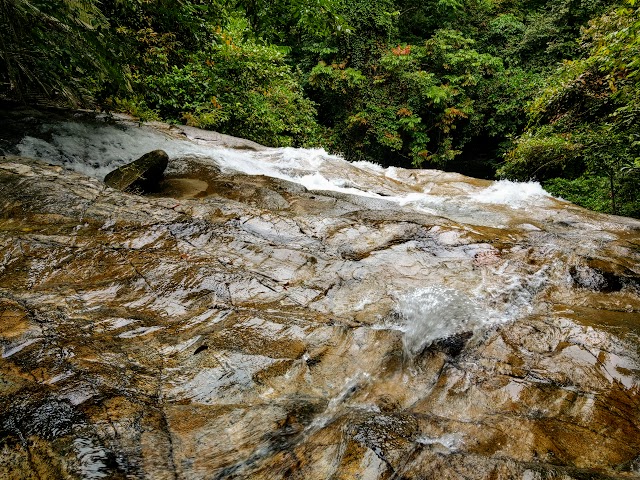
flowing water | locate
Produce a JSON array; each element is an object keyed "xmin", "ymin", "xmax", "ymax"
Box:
[
  {"xmin": 10, "ymin": 115, "xmax": 563, "ymax": 347},
  {"xmin": 1, "ymin": 110, "xmax": 640, "ymax": 479},
  {"xmin": 13, "ymin": 116, "xmax": 555, "ymax": 212}
]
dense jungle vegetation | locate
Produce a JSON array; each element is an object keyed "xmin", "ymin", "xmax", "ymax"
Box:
[{"xmin": 1, "ymin": 0, "xmax": 639, "ymax": 216}]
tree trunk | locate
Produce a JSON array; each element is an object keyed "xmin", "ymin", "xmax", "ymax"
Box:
[{"xmin": 609, "ymin": 171, "xmax": 617, "ymax": 215}]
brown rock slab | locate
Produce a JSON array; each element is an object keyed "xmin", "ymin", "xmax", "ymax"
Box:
[{"xmin": 1, "ymin": 153, "xmax": 640, "ymax": 480}]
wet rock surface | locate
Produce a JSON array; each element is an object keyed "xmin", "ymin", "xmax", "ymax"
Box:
[{"xmin": 1, "ymin": 147, "xmax": 640, "ymax": 479}]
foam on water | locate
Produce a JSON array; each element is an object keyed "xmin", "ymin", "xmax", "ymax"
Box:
[
  {"xmin": 17, "ymin": 121, "xmax": 188, "ymax": 179},
  {"xmin": 392, "ymin": 286, "xmax": 487, "ymax": 356},
  {"xmin": 351, "ymin": 160, "xmax": 386, "ymax": 173},
  {"xmin": 477, "ymin": 263, "xmax": 550, "ymax": 318},
  {"xmin": 468, "ymin": 179, "xmax": 553, "ymax": 208},
  {"xmin": 15, "ymin": 119, "xmax": 555, "ymax": 213},
  {"xmin": 416, "ymin": 433, "xmax": 464, "ymax": 451},
  {"xmin": 391, "ymin": 265, "xmax": 550, "ymax": 356}
]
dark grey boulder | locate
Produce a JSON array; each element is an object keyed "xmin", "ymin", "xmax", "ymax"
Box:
[{"xmin": 104, "ymin": 150, "xmax": 169, "ymax": 193}]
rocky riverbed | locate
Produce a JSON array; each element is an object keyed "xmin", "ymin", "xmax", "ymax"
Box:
[{"xmin": 1, "ymin": 115, "xmax": 640, "ymax": 479}]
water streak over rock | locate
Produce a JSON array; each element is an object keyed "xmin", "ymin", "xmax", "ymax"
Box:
[{"xmin": 1, "ymin": 115, "xmax": 640, "ymax": 479}]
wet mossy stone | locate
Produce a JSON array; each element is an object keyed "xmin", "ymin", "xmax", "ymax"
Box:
[{"xmin": 104, "ymin": 150, "xmax": 169, "ymax": 194}]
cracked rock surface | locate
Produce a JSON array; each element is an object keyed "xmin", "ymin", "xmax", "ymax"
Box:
[{"xmin": 1, "ymin": 151, "xmax": 640, "ymax": 479}]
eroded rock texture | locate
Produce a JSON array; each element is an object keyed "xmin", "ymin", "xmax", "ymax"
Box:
[{"xmin": 1, "ymin": 152, "xmax": 639, "ymax": 479}]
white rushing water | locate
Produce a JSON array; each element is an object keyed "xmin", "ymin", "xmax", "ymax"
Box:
[
  {"xmin": 15, "ymin": 119, "xmax": 557, "ymax": 213},
  {"xmin": 384, "ymin": 264, "xmax": 549, "ymax": 357},
  {"xmin": 395, "ymin": 286, "xmax": 485, "ymax": 356}
]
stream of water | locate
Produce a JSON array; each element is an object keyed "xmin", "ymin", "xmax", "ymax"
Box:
[
  {"xmin": 5, "ymin": 116, "xmax": 615, "ymax": 351},
  {"xmin": 13, "ymin": 118, "xmax": 556, "ymax": 211}
]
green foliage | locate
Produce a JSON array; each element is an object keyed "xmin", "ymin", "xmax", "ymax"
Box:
[
  {"xmin": 230, "ymin": 0, "xmax": 347, "ymax": 46},
  {"xmin": 308, "ymin": 63, "xmax": 367, "ymax": 92},
  {"xmin": 105, "ymin": 96, "xmax": 160, "ymax": 122},
  {"xmin": 105, "ymin": 0, "xmax": 229, "ymax": 79},
  {"xmin": 0, "ymin": 0, "xmax": 124, "ymax": 104},
  {"xmin": 545, "ymin": 173, "xmax": 640, "ymax": 217},
  {"xmin": 544, "ymin": 175, "xmax": 616, "ymax": 213},
  {"xmin": 335, "ymin": 0, "xmax": 399, "ymax": 68},
  {"xmin": 424, "ymin": 30, "xmax": 503, "ymax": 84},
  {"xmin": 308, "ymin": 30, "xmax": 502, "ymax": 166},
  {"xmin": 396, "ymin": 0, "xmax": 493, "ymax": 42},
  {"xmin": 474, "ymin": 68, "xmax": 544, "ymax": 140},
  {"xmin": 141, "ymin": 29, "xmax": 320, "ymax": 146},
  {"xmin": 499, "ymin": 128, "xmax": 583, "ymax": 178},
  {"xmin": 477, "ymin": 0, "xmax": 615, "ymax": 68},
  {"xmin": 481, "ymin": 14, "xmax": 526, "ymax": 63},
  {"xmin": 502, "ymin": 1, "xmax": 640, "ymax": 216},
  {"xmin": 4, "ymin": 0, "xmax": 639, "ymax": 218}
]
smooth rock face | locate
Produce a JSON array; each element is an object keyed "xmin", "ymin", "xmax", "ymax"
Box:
[
  {"xmin": 104, "ymin": 149, "xmax": 169, "ymax": 193},
  {"xmin": 1, "ymin": 145, "xmax": 640, "ymax": 480}
]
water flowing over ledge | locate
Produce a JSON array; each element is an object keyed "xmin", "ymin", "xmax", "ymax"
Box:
[
  {"xmin": 14, "ymin": 116, "xmax": 557, "ymax": 216},
  {"xmin": 1, "ymin": 112, "xmax": 640, "ymax": 479}
]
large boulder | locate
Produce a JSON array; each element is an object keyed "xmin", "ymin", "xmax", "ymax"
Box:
[{"xmin": 104, "ymin": 149, "xmax": 169, "ymax": 193}]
